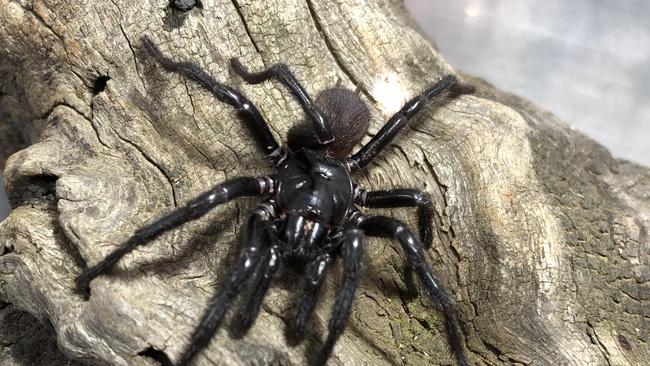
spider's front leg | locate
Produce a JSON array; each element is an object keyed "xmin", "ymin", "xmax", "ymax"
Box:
[
  {"xmin": 287, "ymin": 252, "xmax": 333, "ymax": 342},
  {"xmin": 315, "ymin": 228, "xmax": 364, "ymax": 366},
  {"xmin": 231, "ymin": 229, "xmax": 282, "ymax": 337},
  {"xmin": 178, "ymin": 211, "xmax": 274, "ymax": 366},
  {"xmin": 359, "ymin": 216, "xmax": 469, "ymax": 366},
  {"xmin": 75, "ymin": 176, "xmax": 274, "ymax": 294}
]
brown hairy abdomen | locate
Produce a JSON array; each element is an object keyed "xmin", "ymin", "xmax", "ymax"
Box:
[{"xmin": 287, "ymin": 87, "xmax": 370, "ymax": 157}]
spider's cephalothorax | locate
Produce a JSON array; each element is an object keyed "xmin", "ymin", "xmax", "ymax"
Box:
[{"xmin": 75, "ymin": 36, "xmax": 473, "ymax": 366}]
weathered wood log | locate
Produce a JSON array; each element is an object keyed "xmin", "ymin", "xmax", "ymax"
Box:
[{"xmin": 1, "ymin": 0, "xmax": 648, "ymax": 365}]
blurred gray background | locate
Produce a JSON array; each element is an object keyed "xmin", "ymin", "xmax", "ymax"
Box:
[
  {"xmin": 1, "ymin": 0, "xmax": 649, "ymax": 221},
  {"xmin": 405, "ymin": 0, "xmax": 649, "ymax": 165}
]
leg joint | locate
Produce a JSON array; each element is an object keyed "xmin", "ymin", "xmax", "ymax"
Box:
[{"xmin": 413, "ymin": 190, "xmax": 432, "ymax": 207}]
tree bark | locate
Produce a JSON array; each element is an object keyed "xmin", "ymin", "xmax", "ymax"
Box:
[{"xmin": 0, "ymin": 0, "xmax": 648, "ymax": 365}]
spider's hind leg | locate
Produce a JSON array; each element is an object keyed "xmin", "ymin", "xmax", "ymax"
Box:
[
  {"xmin": 348, "ymin": 75, "xmax": 473, "ymax": 170},
  {"xmin": 142, "ymin": 37, "xmax": 284, "ymax": 162},
  {"xmin": 230, "ymin": 58, "xmax": 334, "ymax": 145}
]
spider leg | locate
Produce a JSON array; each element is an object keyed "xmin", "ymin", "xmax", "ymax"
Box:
[
  {"xmin": 230, "ymin": 58, "xmax": 334, "ymax": 145},
  {"xmin": 348, "ymin": 75, "xmax": 464, "ymax": 170},
  {"xmin": 142, "ymin": 37, "xmax": 285, "ymax": 163},
  {"xmin": 75, "ymin": 176, "xmax": 273, "ymax": 293},
  {"xmin": 359, "ymin": 215, "xmax": 469, "ymax": 366},
  {"xmin": 315, "ymin": 228, "xmax": 364, "ymax": 366},
  {"xmin": 230, "ymin": 241, "xmax": 281, "ymax": 338},
  {"xmin": 177, "ymin": 212, "xmax": 271, "ymax": 366},
  {"xmin": 287, "ymin": 252, "xmax": 333, "ymax": 342},
  {"xmin": 355, "ymin": 187, "xmax": 434, "ymax": 297},
  {"xmin": 355, "ymin": 187, "xmax": 434, "ymax": 248}
]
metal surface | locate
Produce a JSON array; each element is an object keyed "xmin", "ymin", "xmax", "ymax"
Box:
[{"xmin": 406, "ymin": 0, "xmax": 650, "ymax": 166}]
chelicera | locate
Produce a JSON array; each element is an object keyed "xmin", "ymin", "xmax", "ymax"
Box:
[{"xmin": 76, "ymin": 36, "xmax": 472, "ymax": 366}]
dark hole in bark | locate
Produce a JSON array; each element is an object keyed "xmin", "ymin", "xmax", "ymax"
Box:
[
  {"xmin": 618, "ymin": 334, "xmax": 632, "ymax": 351},
  {"xmin": 92, "ymin": 75, "xmax": 111, "ymax": 95},
  {"xmin": 169, "ymin": 0, "xmax": 202, "ymax": 12},
  {"xmin": 164, "ymin": 0, "xmax": 202, "ymax": 29},
  {"xmin": 7, "ymin": 174, "xmax": 58, "ymax": 208},
  {"xmin": 2, "ymin": 241, "xmax": 14, "ymax": 255},
  {"xmin": 138, "ymin": 346, "xmax": 174, "ymax": 366}
]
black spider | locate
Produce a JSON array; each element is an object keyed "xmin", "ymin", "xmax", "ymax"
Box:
[{"xmin": 75, "ymin": 36, "xmax": 473, "ymax": 366}]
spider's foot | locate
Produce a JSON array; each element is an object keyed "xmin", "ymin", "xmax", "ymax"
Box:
[
  {"xmin": 229, "ymin": 58, "xmax": 247, "ymax": 75},
  {"xmin": 312, "ymin": 343, "xmax": 334, "ymax": 366},
  {"xmin": 74, "ymin": 269, "xmax": 96, "ymax": 297},
  {"xmin": 229, "ymin": 313, "xmax": 255, "ymax": 339},
  {"xmin": 457, "ymin": 355, "xmax": 472, "ymax": 366},
  {"xmin": 176, "ymin": 344, "xmax": 202, "ymax": 366},
  {"xmin": 449, "ymin": 80, "xmax": 476, "ymax": 97},
  {"xmin": 285, "ymin": 322, "xmax": 308, "ymax": 345},
  {"xmin": 74, "ymin": 276, "xmax": 90, "ymax": 295}
]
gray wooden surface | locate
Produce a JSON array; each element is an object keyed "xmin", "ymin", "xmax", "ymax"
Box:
[{"xmin": 2, "ymin": 0, "xmax": 649, "ymax": 221}]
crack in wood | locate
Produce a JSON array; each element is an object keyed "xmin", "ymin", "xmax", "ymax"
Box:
[{"xmin": 108, "ymin": 125, "xmax": 178, "ymax": 207}]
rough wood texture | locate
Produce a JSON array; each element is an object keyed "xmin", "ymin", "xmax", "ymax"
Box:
[{"xmin": 1, "ymin": 0, "xmax": 648, "ymax": 365}]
